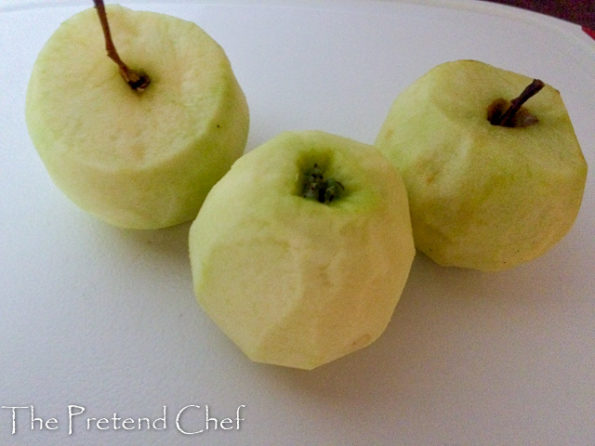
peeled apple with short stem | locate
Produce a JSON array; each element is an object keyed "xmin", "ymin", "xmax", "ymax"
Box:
[{"xmin": 376, "ymin": 59, "xmax": 587, "ymax": 271}]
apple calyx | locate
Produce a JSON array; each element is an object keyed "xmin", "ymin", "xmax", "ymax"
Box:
[
  {"xmin": 488, "ymin": 79, "xmax": 544, "ymax": 127},
  {"xmin": 302, "ymin": 163, "xmax": 344, "ymax": 204},
  {"xmin": 93, "ymin": 0, "xmax": 150, "ymax": 92}
]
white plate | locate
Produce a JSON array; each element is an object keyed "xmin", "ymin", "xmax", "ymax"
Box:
[{"xmin": 1, "ymin": 1, "xmax": 593, "ymax": 445}]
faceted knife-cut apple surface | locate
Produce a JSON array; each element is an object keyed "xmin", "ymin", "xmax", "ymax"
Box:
[
  {"xmin": 189, "ymin": 131, "xmax": 415, "ymax": 370},
  {"xmin": 26, "ymin": 5, "xmax": 249, "ymax": 229},
  {"xmin": 376, "ymin": 60, "xmax": 587, "ymax": 271}
]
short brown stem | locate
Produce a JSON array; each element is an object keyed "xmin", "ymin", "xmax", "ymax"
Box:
[
  {"xmin": 489, "ymin": 79, "xmax": 544, "ymax": 127},
  {"xmin": 93, "ymin": 0, "xmax": 150, "ymax": 92}
]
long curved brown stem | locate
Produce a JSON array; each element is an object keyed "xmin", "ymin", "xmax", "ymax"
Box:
[{"xmin": 93, "ymin": 0, "xmax": 150, "ymax": 92}]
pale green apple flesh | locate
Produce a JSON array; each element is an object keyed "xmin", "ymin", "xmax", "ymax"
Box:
[
  {"xmin": 189, "ymin": 131, "xmax": 415, "ymax": 369},
  {"xmin": 376, "ymin": 60, "xmax": 587, "ymax": 271},
  {"xmin": 26, "ymin": 5, "xmax": 249, "ymax": 229}
]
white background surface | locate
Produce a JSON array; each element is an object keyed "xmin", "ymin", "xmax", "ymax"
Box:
[{"xmin": 1, "ymin": 1, "xmax": 593, "ymax": 445}]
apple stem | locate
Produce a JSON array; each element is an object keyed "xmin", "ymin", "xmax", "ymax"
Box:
[
  {"xmin": 491, "ymin": 79, "xmax": 544, "ymax": 127},
  {"xmin": 93, "ymin": 0, "xmax": 150, "ymax": 92}
]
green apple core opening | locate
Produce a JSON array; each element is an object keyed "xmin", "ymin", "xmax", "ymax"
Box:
[
  {"xmin": 487, "ymin": 78, "xmax": 544, "ymax": 128},
  {"xmin": 302, "ymin": 163, "xmax": 345, "ymax": 204}
]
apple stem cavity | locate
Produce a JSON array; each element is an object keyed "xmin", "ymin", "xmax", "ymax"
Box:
[
  {"xmin": 488, "ymin": 79, "xmax": 544, "ymax": 128},
  {"xmin": 93, "ymin": 0, "xmax": 150, "ymax": 92},
  {"xmin": 302, "ymin": 164, "xmax": 344, "ymax": 204}
]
